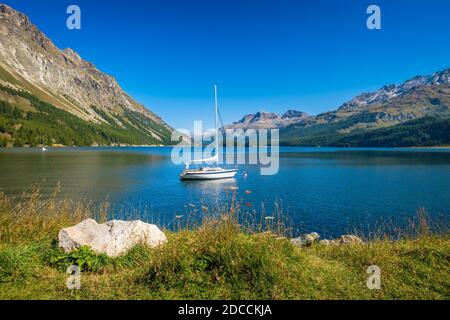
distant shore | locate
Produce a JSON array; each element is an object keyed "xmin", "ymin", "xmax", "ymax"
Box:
[
  {"xmin": 404, "ymin": 146, "xmax": 450, "ymax": 149},
  {"xmin": 0, "ymin": 144, "xmax": 169, "ymax": 148},
  {"xmin": 2, "ymin": 144, "xmax": 450, "ymax": 149}
]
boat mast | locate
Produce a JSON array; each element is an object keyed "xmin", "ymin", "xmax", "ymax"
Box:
[{"xmin": 214, "ymin": 85, "xmax": 219, "ymax": 167}]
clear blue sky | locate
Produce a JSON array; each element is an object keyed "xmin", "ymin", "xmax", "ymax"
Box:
[{"xmin": 3, "ymin": 0, "xmax": 450, "ymax": 129}]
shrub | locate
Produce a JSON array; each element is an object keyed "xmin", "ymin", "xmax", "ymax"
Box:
[{"xmin": 48, "ymin": 246, "xmax": 112, "ymax": 273}]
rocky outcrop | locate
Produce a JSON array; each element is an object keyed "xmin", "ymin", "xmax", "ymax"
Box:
[
  {"xmin": 336, "ymin": 235, "xmax": 364, "ymax": 245},
  {"xmin": 319, "ymin": 235, "xmax": 365, "ymax": 246},
  {"xmin": 291, "ymin": 232, "xmax": 320, "ymax": 247},
  {"xmin": 58, "ymin": 219, "xmax": 167, "ymax": 257},
  {"xmin": 292, "ymin": 233, "xmax": 364, "ymax": 247}
]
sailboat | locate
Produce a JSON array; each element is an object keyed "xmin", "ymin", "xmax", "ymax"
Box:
[{"xmin": 180, "ymin": 85, "xmax": 238, "ymax": 181}]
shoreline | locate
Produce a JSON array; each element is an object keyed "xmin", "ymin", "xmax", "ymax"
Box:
[
  {"xmin": 1, "ymin": 145, "xmax": 450, "ymax": 149},
  {"xmin": 0, "ymin": 190, "xmax": 449, "ymax": 300},
  {"xmin": 402, "ymin": 146, "xmax": 450, "ymax": 149}
]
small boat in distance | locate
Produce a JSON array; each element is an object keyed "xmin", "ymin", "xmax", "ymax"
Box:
[
  {"xmin": 180, "ymin": 85, "xmax": 238, "ymax": 181},
  {"xmin": 41, "ymin": 146, "xmax": 48, "ymax": 152}
]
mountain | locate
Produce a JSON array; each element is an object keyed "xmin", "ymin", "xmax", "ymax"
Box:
[
  {"xmin": 0, "ymin": 4, "xmax": 172, "ymax": 147},
  {"xmin": 338, "ymin": 69, "xmax": 449, "ymax": 112},
  {"xmin": 225, "ymin": 68, "xmax": 450, "ymax": 147},
  {"xmin": 279, "ymin": 68, "xmax": 450, "ymax": 146},
  {"xmin": 226, "ymin": 109, "xmax": 310, "ymax": 130}
]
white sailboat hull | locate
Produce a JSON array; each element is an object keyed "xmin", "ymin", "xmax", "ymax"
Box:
[{"xmin": 180, "ymin": 169, "xmax": 238, "ymax": 180}]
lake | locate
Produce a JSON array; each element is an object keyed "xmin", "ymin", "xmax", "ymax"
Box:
[{"xmin": 0, "ymin": 147, "xmax": 449, "ymax": 238}]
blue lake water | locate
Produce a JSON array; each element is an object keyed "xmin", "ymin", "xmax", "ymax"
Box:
[{"xmin": 0, "ymin": 147, "xmax": 449, "ymax": 237}]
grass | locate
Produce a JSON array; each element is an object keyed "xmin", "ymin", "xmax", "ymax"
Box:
[{"xmin": 0, "ymin": 188, "xmax": 449, "ymax": 300}]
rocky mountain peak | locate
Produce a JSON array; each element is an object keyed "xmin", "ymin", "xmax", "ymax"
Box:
[
  {"xmin": 338, "ymin": 68, "xmax": 450, "ymax": 112},
  {"xmin": 282, "ymin": 109, "xmax": 308, "ymax": 119},
  {"xmin": 0, "ymin": 3, "xmax": 54, "ymax": 51},
  {"xmin": 253, "ymin": 111, "xmax": 279, "ymax": 121},
  {"xmin": 0, "ymin": 3, "xmax": 25, "ymax": 22},
  {"xmin": 0, "ymin": 3, "xmax": 172, "ymax": 144},
  {"xmin": 228, "ymin": 109, "xmax": 310, "ymax": 130}
]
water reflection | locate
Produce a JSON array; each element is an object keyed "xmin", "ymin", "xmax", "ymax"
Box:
[
  {"xmin": 181, "ymin": 178, "xmax": 237, "ymax": 198},
  {"xmin": 0, "ymin": 148, "xmax": 166, "ymax": 201}
]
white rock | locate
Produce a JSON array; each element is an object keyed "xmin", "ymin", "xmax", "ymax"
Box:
[
  {"xmin": 291, "ymin": 232, "xmax": 320, "ymax": 247},
  {"xmin": 337, "ymin": 235, "xmax": 364, "ymax": 245},
  {"xmin": 319, "ymin": 239, "xmax": 334, "ymax": 246},
  {"xmin": 319, "ymin": 235, "xmax": 364, "ymax": 246},
  {"xmin": 58, "ymin": 219, "xmax": 167, "ymax": 257}
]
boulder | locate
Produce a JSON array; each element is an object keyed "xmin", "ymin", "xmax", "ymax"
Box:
[
  {"xmin": 59, "ymin": 219, "xmax": 167, "ymax": 257},
  {"xmin": 291, "ymin": 232, "xmax": 320, "ymax": 247},
  {"xmin": 336, "ymin": 235, "xmax": 364, "ymax": 245},
  {"xmin": 319, "ymin": 239, "xmax": 337, "ymax": 246},
  {"xmin": 306, "ymin": 235, "xmax": 364, "ymax": 246}
]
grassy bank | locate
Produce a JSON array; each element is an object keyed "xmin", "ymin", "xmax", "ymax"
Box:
[{"xmin": 0, "ymin": 189, "xmax": 449, "ymax": 300}]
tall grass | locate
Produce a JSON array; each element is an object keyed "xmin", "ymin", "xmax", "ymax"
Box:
[
  {"xmin": 0, "ymin": 183, "xmax": 121, "ymax": 245},
  {"xmin": 0, "ymin": 186, "xmax": 88, "ymax": 245},
  {"xmin": 168, "ymin": 190, "xmax": 290, "ymax": 237}
]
